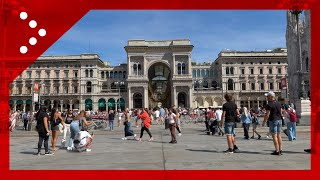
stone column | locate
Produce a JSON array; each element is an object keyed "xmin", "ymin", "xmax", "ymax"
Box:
[
  {"xmin": 13, "ymin": 102, "xmax": 16, "ymax": 111},
  {"xmin": 143, "ymin": 56, "xmax": 147, "ymax": 77},
  {"xmin": 60, "ymin": 100, "xmax": 63, "ymax": 112},
  {"xmin": 23, "ymin": 101, "xmax": 26, "ymax": 112},
  {"xmin": 189, "ymin": 86, "xmax": 193, "ymax": 108},
  {"xmin": 188, "ymin": 54, "xmax": 192, "ymax": 74},
  {"xmin": 128, "ymin": 87, "xmax": 132, "ymax": 109},
  {"xmin": 51, "ymin": 103, "xmax": 54, "ymax": 110},
  {"xmin": 128, "ymin": 56, "xmax": 131, "ymax": 76},
  {"xmin": 247, "ymin": 97, "xmax": 251, "ymax": 109},
  {"xmin": 173, "ymin": 55, "xmax": 176, "ymax": 75},
  {"xmin": 257, "ymin": 97, "xmax": 260, "ymax": 108},
  {"xmin": 173, "ymin": 86, "xmax": 177, "ymax": 106},
  {"xmin": 69, "ymin": 99, "xmax": 73, "ymax": 110},
  {"xmin": 144, "ymin": 86, "xmax": 148, "ymax": 108}
]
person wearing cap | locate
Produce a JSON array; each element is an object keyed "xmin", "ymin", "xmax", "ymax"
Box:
[{"xmin": 262, "ymin": 91, "xmax": 283, "ymax": 155}]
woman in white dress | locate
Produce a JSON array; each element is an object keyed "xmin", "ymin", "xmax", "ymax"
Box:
[{"xmin": 9, "ymin": 111, "xmax": 18, "ymax": 132}]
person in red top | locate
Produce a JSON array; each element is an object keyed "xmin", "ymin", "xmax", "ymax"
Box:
[{"xmin": 136, "ymin": 108, "xmax": 154, "ymax": 141}]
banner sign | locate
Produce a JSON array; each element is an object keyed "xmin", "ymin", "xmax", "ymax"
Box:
[
  {"xmin": 34, "ymin": 82, "xmax": 39, "ymax": 92},
  {"xmin": 281, "ymin": 78, "xmax": 287, "ymax": 89},
  {"xmin": 33, "ymin": 93, "xmax": 39, "ymax": 102}
]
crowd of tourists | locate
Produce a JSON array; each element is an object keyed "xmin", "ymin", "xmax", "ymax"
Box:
[{"xmin": 9, "ymin": 90, "xmax": 311, "ymax": 155}]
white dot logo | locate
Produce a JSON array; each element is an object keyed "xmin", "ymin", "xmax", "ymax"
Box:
[
  {"xmin": 20, "ymin": 12, "xmax": 28, "ymax": 20},
  {"xmin": 29, "ymin": 20, "xmax": 37, "ymax": 28},
  {"xmin": 20, "ymin": 46, "xmax": 28, "ymax": 54},
  {"xmin": 39, "ymin": 29, "xmax": 46, "ymax": 37},
  {"xmin": 29, "ymin": 37, "xmax": 37, "ymax": 45}
]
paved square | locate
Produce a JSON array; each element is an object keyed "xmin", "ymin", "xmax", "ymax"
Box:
[{"xmin": 10, "ymin": 123, "xmax": 310, "ymax": 170}]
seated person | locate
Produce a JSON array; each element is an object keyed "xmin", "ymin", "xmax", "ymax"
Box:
[{"xmin": 73, "ymin": 131, "xmax": 94, "ymax": 152}]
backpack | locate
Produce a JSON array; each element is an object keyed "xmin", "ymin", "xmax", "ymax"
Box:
[{"xmin": 288, "ymin": 109, "xmax": 297, "ymax": 122}]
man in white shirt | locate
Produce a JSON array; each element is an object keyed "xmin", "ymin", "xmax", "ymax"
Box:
[
  {"xmin": 73, "ymin": 131, "xmax": 94, "ymax": 152},
  {"xmin": 215, "ymin": 108, "xmax": 224, "ymax": 136},
  {"xmin": 155, "ymin": 108, "xmax": 160, "ymax": 125}
]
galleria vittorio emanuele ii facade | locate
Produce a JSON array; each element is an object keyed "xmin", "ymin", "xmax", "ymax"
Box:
[{"xmin": 9, "ymin": 39, "xmax": 288, "ymax": 112}]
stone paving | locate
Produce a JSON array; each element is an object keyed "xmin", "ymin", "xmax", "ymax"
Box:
[{"xmin": 10, "ymin": 123, "xmax": 310, "ymax": 170}]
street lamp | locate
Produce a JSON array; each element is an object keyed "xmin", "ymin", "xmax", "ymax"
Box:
[{"xmin": 114, "ymin": 81, "xmax": 124, "ymax": 111}]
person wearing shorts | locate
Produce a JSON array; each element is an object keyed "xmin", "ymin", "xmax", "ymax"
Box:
[
  {"xmin": 220, "ymin": 93, "xmax": 240, "ymax": 154},
  {"xmin": 262, "ymin": 91, "xmax": 283, "ymax": 155}
]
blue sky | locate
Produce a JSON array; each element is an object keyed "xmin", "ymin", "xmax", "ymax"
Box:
[{"xmin": 44, "ymin": 10, "xmax": 287, "ymax": 66}]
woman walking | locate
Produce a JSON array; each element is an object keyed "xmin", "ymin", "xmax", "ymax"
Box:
[
  {"xmin": 250, "ymin": 110, "xmax": 261, "ymax": 139},
  {"xmin": 50, "ymin": 108, "xmax": 65, "ymax": 151},
  {"xmin": 67, "ymin": 110, "xmax": 93, "ymax": 151},
  {"xmin": 176, "ymin": 108, "xmax": 182, "ymax": 136},
  {"xmin": 9, "ymin": 111, "xmax": 18, "ymax": 132},
  {"xmin": 35, "ymin": 106, "xmax": 53, "ymax": 155},
  {"xmin": 136, "ymin": 108, "xmax": 153, "ymax": 141},
  {"xmin": 61, "ymin": 109, "xmax": 74, "ymax": 148},
  {"xmin": 122, "ymin": 108, "xmax": 136, "ymax": 140},
  {"xmin": 117, "ymin": 110, "xmax": 124, "ymax": 127},
  {"xmin": 240, "ymin": 107, "xmax": 252, "ymax": 140},
  {"xmin": 166, "ymin": 108, "xmax": 177, "ymax": 143}
]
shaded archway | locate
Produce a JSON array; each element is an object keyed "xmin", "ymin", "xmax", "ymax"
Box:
[
  {"xmin": 85, "ymin": 99, "xmax": 92, "ymax": 111},
  {"xmin": 204, "ymin": 97, "xmax": 212, "ymax": 107},
  {"xmin": 133, "ymin": 93, "xmax": 142, "ymax": 108},
  {"xmin": 178, "ymin": 92, "xmax": 187, "ymax": 108},
  {"xmin": 26, "ymin": 99, "xmax": 32, "ymax": 111},
  {"xmin": 195, "ymin": 97, "xmax": 203, "ymax": 108},
  {"xmin": 73, "ymin": 99, "xmax": 80, "ymax": 110},
  {"xmin": 16, "ymin": 100, "xmax": 23, "ymax": 111},
  {"xmin": 98, "ymin": 98, "xmax": 106, "ymax": 112},
  {"xmin": 107, "ymin": 98, "xmax": 115, "ymax": 111},
  {"xmin": 148, "ymin": 62, "xmax": 171, "ymax": 108},
  {"xmin": 9, "ymin": 100, "xmax": 14, "ymax": 110}
]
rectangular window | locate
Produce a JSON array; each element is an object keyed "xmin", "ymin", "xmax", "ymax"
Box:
[
  {"xmin": 242, "ymin": 83, "xmax": 246, "ymax": 90},
  {"xmin": 269, "ymin": 68, "xmax": 272, "ymax": 74},
  {"xmin": 74, "ymin": 71, "xmax": 78, "ymax": 78},
  {"xmin": 54, "ymin": 86, "xmax": 59, "ymax": 94},
  {"xmin": 64, "ymin": 71, "xmax": 68, "ymax": 78},
  {"xmin": 36, "ymin": 71, "xmax": 41, "ymax": 79},
  {"xmin": 27, "ymin": 87, "xmax": 31, "ymax": 94},
  {"xmin": 259, "ymin": 68, "xmax": 263, "ymax": 74},
  {"xmin": 18, "ymin": 87, "xmax": 22, "ymax": 94},
  {"xmin": 270, "ymin": 83, "xmax": 274, "ymax": 90},
  {"xmin": 250, "ymin": 69, "xmax": 254, "ymax": 75},
  {"xmin": 55, "ymin": 71, "xmax": 59, "ymax": 78},
  {"xmin": 45, "ymin": 86, "xmax": 50, "ymax": 94},
  {"xmin": 260, "ymin": 83, "xmax": 264, "ymax": 90},
  {"xmin": 74, "ymin": 86, "xmax": 78, "ymax": 93},
  {"xmin": 251, "ymin": 83, "xmax": 255, "ymax": 90},
  {"xmin": 27, "ymin": 72, "xmax": 32, "ymax": 78},
  {"xmin": 241, "ymin": 69, "xmax": 245, "ymax": 75},
  {"xmin": 278, "ymin": 68, "xmax": 282, "ymax": 74},
  {"xmin": 278, "ymin": 82, "xmax": 282, "ymax": 90},
  {"xmin": 64, "ymin": 86, "xmax": 69, "ymax": 94}
]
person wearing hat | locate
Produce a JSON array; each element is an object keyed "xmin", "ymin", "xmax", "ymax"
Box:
[{"xmin": 262, "ymin": 91, "xmax": 283, "ymax": 155}]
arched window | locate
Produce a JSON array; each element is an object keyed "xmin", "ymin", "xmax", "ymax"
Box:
[
  {"xmin": 226, "ymin": 67, "xmax": 230, "ymax": 75},
  {"xmin": 203, "ymin": 81, "xmax": 208, "ymax": 90},
  {"xmin": 201, "ymin": 69, "xmax": 205, "ymax": 77},
  {"xmin": 90, "ymin": 70, "xmax": 93, "ymax": 77},
  {"xmin": 123, "ymin": 71, "xmax": 126, "ymax": 78},
  {"xmin": 110, "ymin": 71, "xmax": 113, "ymax": 79},
  {"xmin": 101, "ymin": 71, "xmax": 104, "ymax": 79},
  {"xmin": 306, "ymin": 57, "xmax": 309, "ymax": 72},
  {"xmin": 114, "ymin": 71, "xmax": 118, "ymax": 79},
  {"xmin": 106, "ymin": 71, "xmax": 109, "ymax": 78},
  {"xmin": 192, "ymin": 70, "xmax": 196, "ymax": 78},
  {"xmin": 85, "ymin": 70, "xmax": 88, "ymax": 77},
  {"xmin": 86, "ymin": 81, "xmax": 92, "ymax": 93},
  {"xmin": 227, "ymin": 79, "xmax": 234, "ymax": 90},
  {"xmin": 138, "ymin": 64, "xmax": 142, "ymax": 75},
  {"xmin": 211, "ymin": 81, "xmax": 217, "ymax": 89},
  {"xmin": 206, "ymin": 70, "xmax": 209, "ymax": 77},
  {"xmin": 210, "ymin": 70, "xmax": 214, "ymax": 77},
  {"xmin": 119, "ymin": 71, "xmax": 123, "ymax": 79},
  {"xmin": 182, "ymin": 63, "xmax": 186, "ymax": 74},
  {"xmin": 133, "ymin": 64, "xmax": 137, "ymax": 75},
  {"xmin": 177, "ymin": 63, "xmax": 181, "ymax": 75},
  {"xmin": 230, "ymin": 67, "xmax": 234, "ymax": 75},
  {"xmin": 197, "ymin": 69, "xmax": 200, "ymax": 77}
]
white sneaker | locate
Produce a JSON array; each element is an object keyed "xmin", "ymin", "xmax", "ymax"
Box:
[
  {"xmin": 121, "ymin": 137, "xmax": 127, "ymax": 140},
  {"xmin": 178, "ymin": 133, "xmax": 182, "ymax": 136},
  {"xmin": 134, "ymin": 134, "xmax": 137, "ymax": 138},
  {"xmin": 86, "ymin": 149, "xmax": 91, "ymax": 152}
]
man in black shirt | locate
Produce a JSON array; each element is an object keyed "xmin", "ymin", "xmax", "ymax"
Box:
[
  {"xmin": 220, "ymin": 94, "xmax": 240, "ymax": 154},
  {"xmin": 36, "ymin": 105, "xmax": 53, "ymax": 155},
  {"xmin": 262, "ymin": 91, "xmax": 283, "ymax": 155}
]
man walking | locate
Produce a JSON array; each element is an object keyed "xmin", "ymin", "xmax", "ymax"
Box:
[{"xmin": 262, "ymin": 91, "xmax": 283, "ymax": 155}]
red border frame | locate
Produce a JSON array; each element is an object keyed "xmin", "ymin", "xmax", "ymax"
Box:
[{"xmin": 1, "ymin": 0, "xmax": 319, "ymax": 179}]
